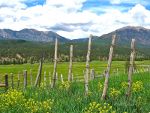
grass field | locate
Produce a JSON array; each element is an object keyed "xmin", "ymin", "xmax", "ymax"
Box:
[
  {"xmin": 0, "ymin": 60, "xmax": 150, "ymax": 81},
  {"xmin": 0, "ymin": 61, "xmax": 150, "ymax": 113}
]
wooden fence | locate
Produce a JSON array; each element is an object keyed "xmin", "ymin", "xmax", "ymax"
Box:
[
  {"xmin": 0, "ymin": 34, "xmax": 150, "ymax": 99},
  {"xmin": 0, "ymin": 74, "xmax": 8, "ymax": 90}
]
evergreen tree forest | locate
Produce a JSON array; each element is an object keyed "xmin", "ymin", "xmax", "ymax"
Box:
[{"xmin": 0, "ymin": 39, "xmax": 149, "ymax": 65}]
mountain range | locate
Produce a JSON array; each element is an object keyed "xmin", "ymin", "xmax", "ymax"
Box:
[
  {"xmin": 0, "ymin": 26, "xmax": 150, "ymax": 47},
  {"xmin": 73, "ymin": 26, "xmax": 150, "ymax": 47},
  {"xmin": 0, "ymin": 28, "xmax": 69, "ymax": 42},
  {"xmin": 0, "ymin": 26, "xmax": 149, "ymax": 62}
]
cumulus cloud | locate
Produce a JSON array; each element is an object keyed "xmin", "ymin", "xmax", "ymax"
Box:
[
  {"xmin": 129, "ymin": 4, "xmax": 149, "ymax": 26},
  {"xmin": 109, "ymin": 0, "xmax": 148, "ymax": 5},
  {"xmin": 46, "ymin": 0, "xmax": 86, "ymax": 12},
  {"xmin": 0, "ymin": 0, "xmax": 27, "ymax": 9},
  {"xmin": 0, "ymin": 0, "xmax": 150, "ymax": 39}
]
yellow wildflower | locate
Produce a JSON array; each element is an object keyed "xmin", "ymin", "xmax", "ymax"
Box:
[{"xmin": 109, "ymin": 88, "xmax": 121, "ymax": 99}]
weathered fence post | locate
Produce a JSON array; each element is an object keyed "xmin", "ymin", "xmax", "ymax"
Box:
[
  {"xmin": 5, "ymin": 74, "xmax": 8, "ymax": 90},
  {"xmin": 34, "ymin": 58, "xmax": 43, "ymax": 87},
  {"xmin": 68, "ymin": 45, "xmax": 73, "ymax": 82},
  {"xmin": 90, "ymin": 69, "xmax": 95, "ymax": 80},
  {"xmin": 101, "ymin": 35, "xmax": 116, "ymax": 100},
  {"xmin": 24, "ymin": 70, "xmax": 27, "ymax": 89},
  {"xmin": 126, "ymin": 39, "xmax": 136, "ymax": 97},
  {"xmin": 60, "ymin": 74, "xmax": 64, "ymax": 83},
  {"xmin": 11, "ymin": 73, "xmax": 14, "ymax": 89},
  {"xmin": 84, "ymin": 34, "xmax": 92, "ymax": 95},
  {"xmin": 117, "ymin": 68, "xmax": 119, "ymax": 75},
  {"xmin": 17, "ymin": 72, "xmax": 20, "ymax": 88},
  {"xmin": 51, "ymin": 38, "xmax": 58, "ymax": 88}
]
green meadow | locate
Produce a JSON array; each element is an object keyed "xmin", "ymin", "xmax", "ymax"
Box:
[
  {"xmin": 0, "ymin": 60, "xmax": 150, "ymax": 113},
  {"xmin": 0, "ymin": 60, "xmax": 149, "ymax": 80}
]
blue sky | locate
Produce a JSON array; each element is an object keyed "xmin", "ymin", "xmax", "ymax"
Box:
[
  {"xmin": 0, "ymin": 0, "xmax": 150, "ymax": 39},
  {"xmin": 24, "ymin": 0, "xmax": 46, "ymax": 7}
]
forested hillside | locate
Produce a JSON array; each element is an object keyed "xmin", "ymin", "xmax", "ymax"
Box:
[
  {"xmin": 0, "ymin": 39, "xmax": 149, "ymax": 65},
  {"xmin": 0, "ymin": 26, "xmax": 150, "ymax": 64}
]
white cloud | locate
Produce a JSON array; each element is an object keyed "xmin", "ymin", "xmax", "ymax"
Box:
[
  {"xmin": 0, "ymin": 0, "xmax": 150, "ymax": 39},
  {"xmin": 46, "ymin": 0, "xmax": 86, "ymax": 12},
  {"xmin": 57, "ymin": 29, "xmax": 90, "ymax": 39},
  {"xmin": 110, "ymin": 0, "xmax": 123, "ymax": 4},
  {"xmin": 0, "ymin": 0, "xmax": 27, "ymax": 9},
  {"xmin": 109, "ymin": 0, "xmax": 149, "ymax": 5},
  {"xmin": 129, "ymin": 4, "xmax": 150, "ymax": 26}
]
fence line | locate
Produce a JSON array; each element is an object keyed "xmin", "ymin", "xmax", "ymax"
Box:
[{"xmin": 0, "ymin": 34, "xmax": 149, "ymax": 103}]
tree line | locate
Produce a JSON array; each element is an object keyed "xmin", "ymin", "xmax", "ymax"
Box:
[{"xmin": 0, "ymin": 39, "xmax": 149, "ymax": 65}]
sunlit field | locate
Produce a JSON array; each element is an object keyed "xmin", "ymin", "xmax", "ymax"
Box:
[
  {"xmin": 0, "ymin": 60, "xmax": 149, "ymax": 80},
  {"xmin": 0, "ymin": 61, "xmax": 150, "ymax": 113}
]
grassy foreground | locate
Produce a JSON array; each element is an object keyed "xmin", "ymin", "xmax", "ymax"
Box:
[
  {"xmin": 0, "ymin": 72, "xmax": 150, "ymax": 113},
  {"xmin": 0, "ymin": 61, "xmax": 149, "ymax": 113}
]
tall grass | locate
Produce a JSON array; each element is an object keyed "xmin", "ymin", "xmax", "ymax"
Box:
[{"xmin": 0, "ymin": 72, "xmax": 149, "ymax": 113}]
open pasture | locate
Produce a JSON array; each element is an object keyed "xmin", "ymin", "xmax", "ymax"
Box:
[{"xmin": 0, "ymin": 60, "xmax": 149, "ymax": 81}]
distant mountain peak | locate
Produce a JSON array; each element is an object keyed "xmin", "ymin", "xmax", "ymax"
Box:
[
  {"xmin": 20, "ymin": 28, "xmax": 38, "ymax": 31},
  {"xmin": 0, "ymin": 26, "xmax": 150, "ymax": 46},
  {"xmin": 117, "ymin": 26, "xmax": 149, "ymax": 32},
  {"xmin": 0, "ymin": 28, "xmax": 70, "ymax": 42},
  {"xmin": 107, "ymin": 26, "xmax": 150, "ymax": 46}
]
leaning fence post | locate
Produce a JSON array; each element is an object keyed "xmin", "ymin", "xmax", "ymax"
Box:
[
  {"xmin": 51, "ymin": 38, "xmax": 58, "ymax": 88},
  {"xmin": 24, "ymin": 70, "xmax": 27, "ymax": 89},
  {"xmin": 68, "ymin": 45, "xmax": 73, "ymax": 82},
  {"xmin": 126, "ymin": 39, "xmax": 136, "ymax": 98},
  {"xmin": 11, "ymin": 73, "xmax": 14, "ymax": 89},
  {"xmin": 101, "ymin": 35, "xmax": 116, "ymax": 100},
  {"xmin": 34, "ymin": 58, "xmax": 43, "ymax": 87},
  {"xmin": 84, "ymin": 34, "xmax": 92, "ymax": 95},
  {"xmin": 5, "ymin": 74, "xmax": 8, "ymax": 90}
]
